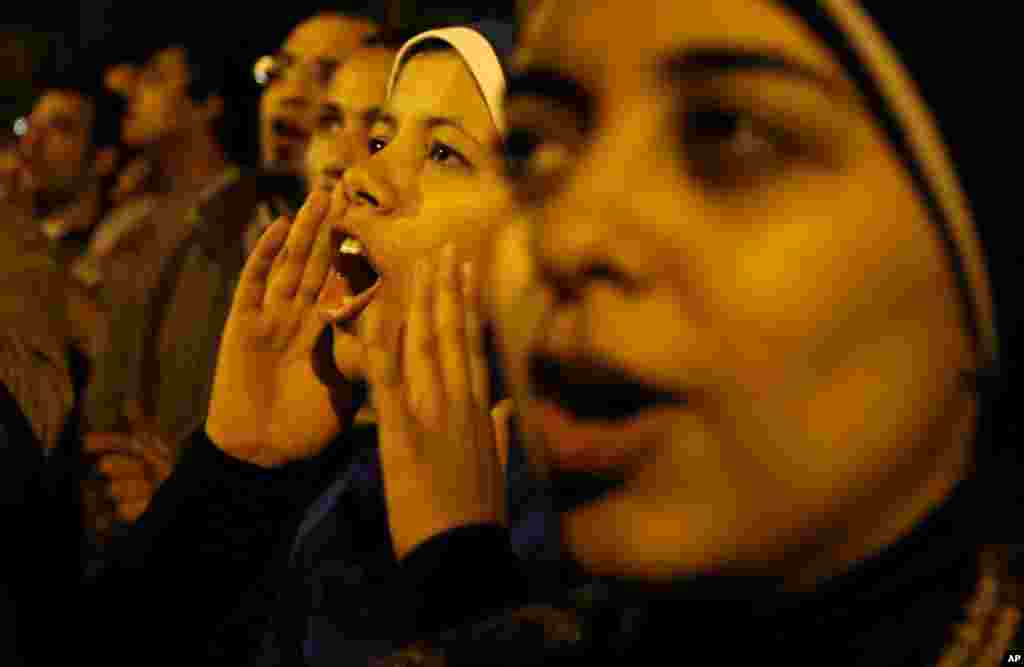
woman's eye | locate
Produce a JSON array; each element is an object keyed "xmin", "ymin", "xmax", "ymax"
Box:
[
  {"xmin": 503, "ymin": 127, "xmax": 542, "ymax": 180},
  {"xmin": 368, "ymin": 137, "xmax": 388, "ymax": 154},
  {"xmin": 502, "ymin": 126, "xmax": 574, "ymax": 206},
  {"xmin": 681, "ymin": 107, "xmax": 803, "ymax": 187},
  {"xmin": 427, "ymin": 142, "xmax": 467, "ymax": 167}
]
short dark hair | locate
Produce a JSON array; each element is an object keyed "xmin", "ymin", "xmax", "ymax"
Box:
[
  {"xmin": 361, "ymin": 27, "xmax": 426, "ymax": 51},
  {"xmin": 135, "ymin": 38, "xmax": 258, "ymax": 166},
  {"xmin": 33, "ymin": 57, "xmax": 123, "ymax": 151}
]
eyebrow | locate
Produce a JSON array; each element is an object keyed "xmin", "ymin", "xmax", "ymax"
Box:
[
  {"xmin": 505, "ymin": 46, "xmax": 855, "ymax": 127},
  {"xmin": 331, "ymin": 104, "xmax": 383, "ymax": 123},
  {"xmin": 374, "ymin": 111, "xmax": 483, "ymax": 147},
  {"xmin": 505, "ymin": 68, "xmax": 595, "ymax": 132},
  {"xmin": 660, "ymin": 46, "xmax": 856, "ymax": 103}
]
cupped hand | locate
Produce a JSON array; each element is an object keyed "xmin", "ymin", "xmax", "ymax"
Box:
[
  {"xmin": 83, "ymin": 401, "xmax": 176, "ymax": 522},
  {"xmin": 363, "ymin": 244, "xmax": 505, "ymax": 559},
  {"xmin": 205, "ymin": 191, "xmax": 376, "ymax": 467}
]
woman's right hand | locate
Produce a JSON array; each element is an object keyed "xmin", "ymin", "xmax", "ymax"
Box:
[{"xmin": 205, "ymin": 191, "xmax": 377, "ymax": 467}]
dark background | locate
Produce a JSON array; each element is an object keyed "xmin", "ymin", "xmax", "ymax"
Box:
[{"xmin": 2, "ymin": 1, "xmax": 517, "ymax": 147}]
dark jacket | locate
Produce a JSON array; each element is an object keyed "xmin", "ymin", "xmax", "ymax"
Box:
[
  {"xmin": 373, "ymin": 476, "xmax": 1024, "ymax": 666},
  {"xmin": 1, "ymin": 361, "xmax": 89, "ymax": 666},
  {"xmin": 77, "ymin": 421, "xmax": 556, "ymax": 666},
  {"xmin": 141, "ymin": 169, "xmax": 290, "ymax": 445}
]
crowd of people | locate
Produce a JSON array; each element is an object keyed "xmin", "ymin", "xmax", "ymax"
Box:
[{"xmin": 0, "ymin": 1, "xmax": 1021, "ymax": 665}]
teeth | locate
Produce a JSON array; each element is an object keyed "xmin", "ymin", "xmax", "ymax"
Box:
[{"xmin": 339, "ymin": 237, "xmax": 365, "ymax": 255}]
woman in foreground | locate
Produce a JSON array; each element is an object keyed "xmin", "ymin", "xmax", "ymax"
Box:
[{"xmin": 345, "ymin": 1, "xmax": 1024, "ymax": 664}]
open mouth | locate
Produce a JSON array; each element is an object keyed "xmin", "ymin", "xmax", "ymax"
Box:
[
  {"xmin": 547, "ymin": 468, "xmax": 628, "ymax": 513},
  {"xmin": 329, "ymin": 227, "xmax": 380, "ymax": 297},
  {"xmin": 529, "ymin": 354, "xmax": 688, "ymax": 422}
]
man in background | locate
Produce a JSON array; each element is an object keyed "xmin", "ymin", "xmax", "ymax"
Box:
[{"xmin": 85, "ymin": 12, "xmax": 382, "ymax": 525}]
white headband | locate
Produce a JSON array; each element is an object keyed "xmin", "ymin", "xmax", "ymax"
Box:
[{"xmin": 387, "ymin": 26, "xmax": 507, "ymax": 135}]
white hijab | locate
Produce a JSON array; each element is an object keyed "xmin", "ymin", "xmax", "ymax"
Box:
[{"xmin": 387, "ymin": 27, "xmax": 507, "ymax": 135}]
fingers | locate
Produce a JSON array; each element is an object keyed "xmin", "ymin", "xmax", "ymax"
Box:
[
  {"xmin": 297, "ymin": 218, "xmax": 334, "ymax": 304},
  {"xmin": 435, "ymin": 244, "xmax": 473, "ymax": 410},
  {"xmin": 937, "ymin": 572, "xmax": 1021, "ymax": 667},
  {"xmin": 301, "ymin": 275, "xmax": 382, "ymax": 357},
  {"xmin": 122, "ymin": 397, "xmax": 153, "ymax": 431},
  {"xmin": 314, "ymin": 280, "xmax": 383, "ymax": 378},
  {"xmin": 362, "ymin": 296, "xmax": 402, "ymax": 391},
  {"xmin": 89, "ymin": 431, "xmax": 175, "ymax": 483},
  {"xmin": 97, "ymin": 454, "xmax": 147, "ymax": 480},
  {"xmin": 135, "ymin": 443, "xmax": 174, "ymax": 482},
  {"xmin": 109, "ymin": 479, "xmax": 152, "ymax": 503},
  {"xmin": 83, "ymin": 431, "xmax": 133, "ymax": 456},
  {"xmin": 490, "ymin": 399, "xmax": 515, "ymax": 470},
  {"xmin": 233, "ymin": 216, "xmax": 291, "ymax": 312},
  {"xmin": 404, "ymin": 257, "xmax": 445, "ymax": 426},
  {"xmin": 362, "ymin": 296, "xmax": 411, "ymax": 438},
  {"xmin": 462, "ymin": 260, "xmax": 491, "ymax": 411},
  {"xmin": 978, "ymin": 606, "xmax": 1022, "ymax": 665},
  {"xmin": 116, "ymin": 500, "xmax": 150, "ymax": 523},
  {"xmin": 265, "ymin": 191, "xmax": 329, "ymax": 305}
]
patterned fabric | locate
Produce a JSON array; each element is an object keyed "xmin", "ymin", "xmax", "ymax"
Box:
[
  {"xmin": 145, "ymin": 171, "xmax": 286, "ymax": 445},
  {"xmin": 70, "ymin": 195, "xmax": 158, "ymax": 289},
  {"xmin": 0, "ymin": 329, "xmax": 73, "ymax": 452},
  {"xmin": 0, "ymin": 222, "xmax": 74, "ymax": 451},
  {"xmin": 84, "ymin": 170, "xmax": 239, "ymax": 432},
  {"xmin": 229, "ymin": 422, "xmax": 560, "ymax": 666}
]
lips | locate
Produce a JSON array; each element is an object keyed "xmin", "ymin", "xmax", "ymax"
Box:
[
  {"xmin": 529, "ymin": 354, "xmax": 687, "ymax": 422},
  {"xmin": 547, "ymin": 468, "xmax": 628, "ymax": 513}
]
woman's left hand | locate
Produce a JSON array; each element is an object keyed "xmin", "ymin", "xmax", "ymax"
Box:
[{"xmin": 363, "ymin": 243, "xmax": 505, "ymax": 560}]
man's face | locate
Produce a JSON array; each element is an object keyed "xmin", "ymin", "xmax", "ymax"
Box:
[
  {"xmin": 19, "ymin": 90, "xmax": 94, "ymax": 204},
  {"xmin": 305, "ymin": 46, "xmax": 395, "ymax": 195},
  {"xmin": 122, "ymin": 47, "xmax": 196, "ymax": 149},
  {"xmin": 259, "ymin": 14, "xmax": 378, "ymax": 177}
]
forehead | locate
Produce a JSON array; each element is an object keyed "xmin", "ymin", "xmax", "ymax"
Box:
[
  {"xmin": 32, "ymin": 90, "xmax": 89, "ymax": 123},
  {"xmin": 520, "ymin": 0, "xmax": 844, "ymax": 92},
  {"xmin": 390, "ymin": 50, "xmax": 495, "ymax": 136},
  {"xmin": 284, "ymin": 15, "xmax": 374, "ymax": 61},
  {"xmin": 328, "ymin": 48, "xmax": 394, "ymax": 107}
]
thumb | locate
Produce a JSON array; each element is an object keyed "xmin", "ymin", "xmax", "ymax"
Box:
[
  {"xmin": 490, "ymin": 399, "xmax": 515, "ymax": 471},
  {"xmin": 301, "ymin": 277, "xmax": 382, "ymax": 355},
  {"xmin": 123, "ymin": 398, "xmax": 149, "ymax": 428},
  {"xmin": 361, "ymin": 297, "xmax": 411, "ymax": 440}
]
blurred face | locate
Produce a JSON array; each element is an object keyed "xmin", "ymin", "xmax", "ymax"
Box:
[
  {"xmin": 502, "ymin": 0, "xmax": 978, "ymax": 583},
  {"xmin": 328, "ymin": 48, "xmax": 510, "ymax": 370},
  {"xmin": 105, "ymin": 63, "xmax": 138, "ymax": 99},
  {"xmin": 305, "ymin": 46, "xmax": 395, "ymax": 195},
  {"xmin": 485, "ymin": 214, "xmax": 545, "ymax": 412},
  {"xmin": 122, "ymin": 47, "xmax": 202, "ymax": 149},
  {"xmin": 259, "ymin": 14, "xmax": 378, "ymax": 177},
  {"xmin": 18, "ymin": 90, "xmax": 94, "ymax": 203}
]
